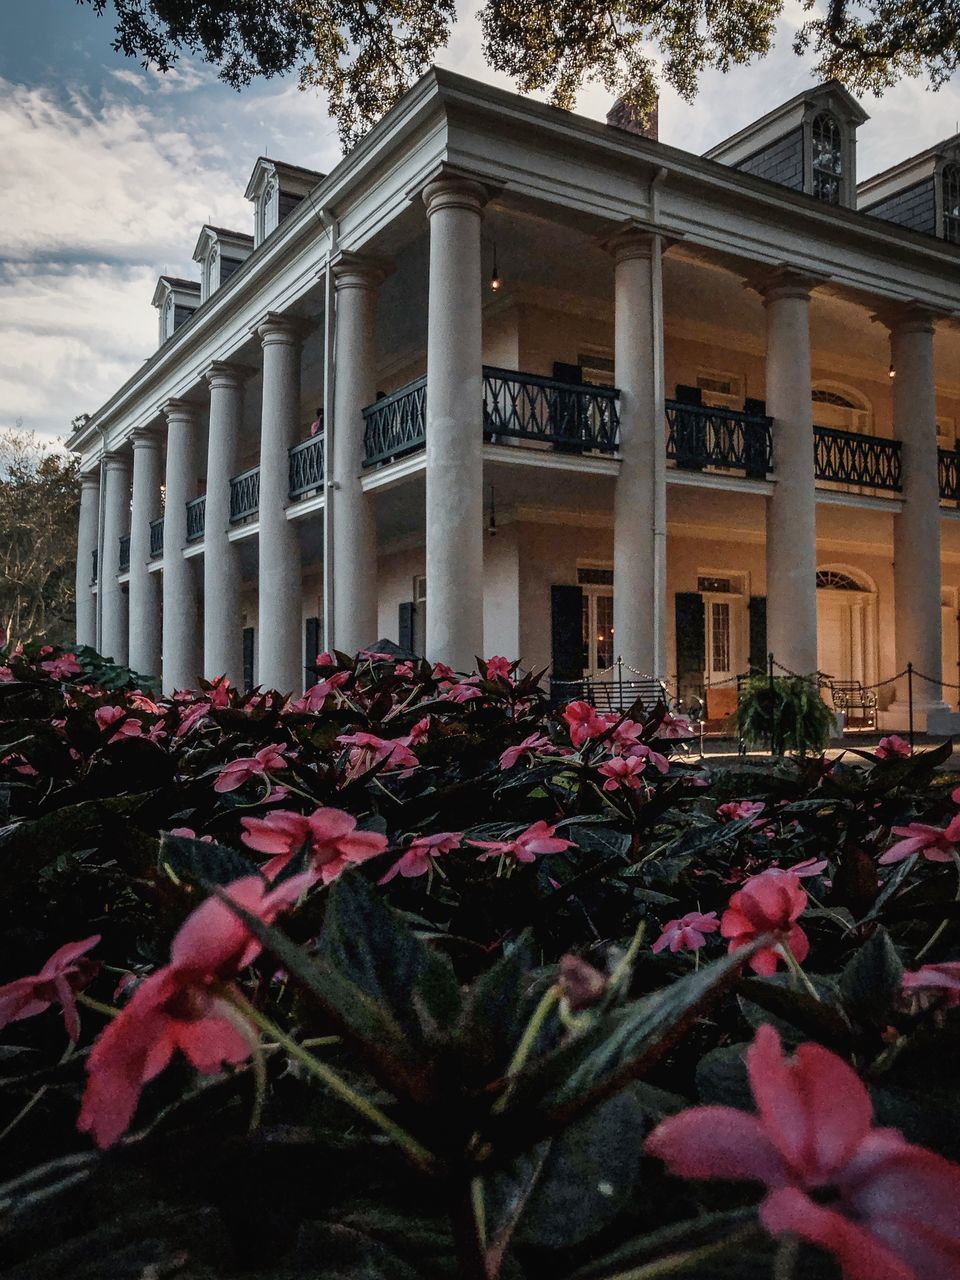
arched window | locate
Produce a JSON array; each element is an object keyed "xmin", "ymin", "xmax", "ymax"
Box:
[
  {"xmin": 816, "ymin": 569, "xmax": 863, "ymax": 591},
  {"xmin": 812, "ymin": 113, "xmax": 842, "ymax": 205},
  {"xmin": 942, "ymin": 164, "xmax": 960, "ymax": 243}
]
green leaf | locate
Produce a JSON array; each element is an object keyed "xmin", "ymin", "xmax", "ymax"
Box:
[
  {"xmin": 0, "ymin": 794, "xmax": 152, "ymax": 885},
  {"xmin": 564, "ymin": 1208, "xmax": 761, "ymax": 1280},
  {"xmin": 737, "ymin": 975, "xmax": 852, "ymax": 1050},
  {"xmin": 695, "ymin": 1043, "xmax": 752, "ymax": 1109},
  {"xmin": 838, "ymin": 927, "xmax": 903, "ymax": 1027},
  {"xmin": 159, "ymin": 830, "xmax": 260, "ymax": 886}
]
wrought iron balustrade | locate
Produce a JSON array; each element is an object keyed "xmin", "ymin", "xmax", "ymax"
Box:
[
  {"xmin": 363, "ymin": 376, "xmax": 427, "ymax": 467},
  {"xmin": 118, "ymin": 535, "xmax": 130, "ymax": 573},
  {"xmin": 289, "ymin": 435, "xmax": 325, "ymax": 498},
  {"xmin": 482, "ymin": 367, "xmax": 620, "ymax": 452},
  {"xmin": 186, "ymin": 496, "xmax": 206, "ymax": 542},
  {"xmin": 940, "ymin": 448, "xmax": 960, "ymax": 502},
  {"xmin": 149, "ymin": 518, "xmax": 164, "ymax": 558},
  {"xmin": 666, "ymin": 401, "xmax": 773, "ymax": 478},
  {"xmin": 91, "ymin": 548, "xmax": 98, "ymax": 583},
  {"xmin": 230, "ymin": 467, "xmax": 260, "ymax": 523},
  {"xmin": 814, "ymin": 426, "xmax": 902, "ymax": 492}
]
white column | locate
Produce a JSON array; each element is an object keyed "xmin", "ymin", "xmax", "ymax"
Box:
[
  {"xmin": 607, "ymin": 228, "xmax": 664, "ymax": 676},
  {"xmin": 761, "ymin": 270, "xmax": 819, "ymax": 677},
  {"xmin": 257, "ymin": 314, "xmax": 303, "ymax": 694},
  {"xmin": 161, "ymin": 400, "xmax": 202, "ymax": 694},
  {"xmin": 99, "ymin": 453, "xmax": 130, "ymax": 665},
  {"xmin": 204, "ymin": 363, "xmax": 246, "ymax": 685},
  {"xmin": 423, "ymin": 177, "xmax": 487, "ymax": 670},
  {"xmin": 75, "ymin": 471, "xmax": 99, "ymax": 648},
  {"xmin": 331, "ymin": 255, "xmax": 384, "ymax": 655},
  {"xmin": 128, "ymin": 429, "xmax": 163, "ymax": 678},
  {"xmin": 887, "ymin": 307, "xmax": 948, "ymax": 722}
]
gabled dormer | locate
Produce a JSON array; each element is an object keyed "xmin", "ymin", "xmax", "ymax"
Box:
[
  {"xmin": 151, "ymin": 276, "xmax": 201, "ymax": 346},
  {"xmin": 704, "ymin": 81, "xmax": 868, "ymax": 209},
  {"xmin": 244, "ymin": 157, "xmax": 325, "ymax": 248},
  {"xmin": 192, "ymin": 225, "xmax": 255, "ymax": 302},
  {"xmin": 858, "ymin": 136, "xmax": 960, "ymax": 242}
]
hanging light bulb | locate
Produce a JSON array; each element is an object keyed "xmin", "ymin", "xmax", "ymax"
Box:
[
  {"xmin": 490, "ymin": 239, "xmax": 501, "ymax": 292},
  {"xmin": 889, "ymin": 362, "xmax": 896, "ymax": 379}
]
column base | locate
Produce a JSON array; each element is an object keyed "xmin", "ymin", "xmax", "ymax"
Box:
[{"xmin": 880, "ymin": 701, "xmax": 953, "ymax": 734}]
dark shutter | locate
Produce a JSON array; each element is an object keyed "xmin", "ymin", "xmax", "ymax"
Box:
[
  {"xmin": 674, "ymin": 384, "xmax": 703, "ymax": 405},
  {"xmin": 748, "ymin": 596, "xmax": 767, "ymax": 675},
  {"xmin": 304, "ymin": 616, "xmax": 320, "ymax": 687},
  {"xmin": 398, "ymin": 602, "xmax": 415, "ymax": 654},
  {"xmin": 552, "ymin": 362, "xmax": 583, "ymax": 384},
  {"xmin": 551, "ymin": 585, "xmax": 584, "ymax": 682},
  {"xmin": 675, "ymin": 592, "xmax": 706, "ymax": 705},
  {"xmin": 242, "ymin": 627, "xmax": 255, "ymax": 693}
]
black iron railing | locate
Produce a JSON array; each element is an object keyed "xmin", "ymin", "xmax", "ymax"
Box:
[
  {"xmin": 289, "ymin": 435, "xmax": 325, "ymax": 498},
  {"xmin": 118, "ymin": 534, "xmax": 130, "ymax": 573},
  {"xmin": 482, "ymin": 367, "xmax": 620, "ymax": 452},
  {"xmin": 230, "ymin": 467, "xmax": 260, "ymax": 523},
  {"xmin": 666, "ymin": 401, "xmax": 773, "ymax": 478},
  {"xmin": 814, "ymin": 426, "xmax": 902, "ymax": 492},
  {"xmin": 91, "ymin": 548, "xmax": 98, "ymax": 583},
  {"xmin": 363, "ymin": 376, "xmax": 427, "ymax": 467},
  {"xmin": 186, "ymin": 496, "xmax": 206, "ymax": 542},
  {"xmin": 149, "ymin": 518, "xmax": 164, "ymax": 558},
  {"xmin": 940, "ymin": 448, "xmax": 960, "ymax": 502}
]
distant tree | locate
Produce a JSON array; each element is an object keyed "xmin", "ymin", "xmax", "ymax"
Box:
[
  {"xmin": 78, "ymin": 0, "xmax": 960, "ymax": 148},
  {"xmin": 0, "ymin": 428, "xmax": 80, "ymax": 648}
]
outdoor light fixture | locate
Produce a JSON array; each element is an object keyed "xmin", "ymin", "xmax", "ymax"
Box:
[
  {"xmin": 889, "ymin": 363, "xmax": 896, "ymax": 379},
  {"xmin": 490, "ymin": 240, "xmax": 501, "ymax": 292}
]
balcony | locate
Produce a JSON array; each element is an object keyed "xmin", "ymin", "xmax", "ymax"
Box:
[
  {"xmin": 118, "ymin": 534, "xmax": 130, "ymax": 573},
  {"xmin": 230, "ymin": 467, "xmax": 260, "ymax": 523},
  {"xmin": 186, "ymin": 496, "xmax": 206, "ymax": 542},
  {"xmin": 814, "ymin": 426, "xmax": 902, "ymax": 493},
  {"xmin": 666, "ymin": 401, "xmax": 772, "ymax": 479},
  {"xmin": 362, "ymin": 368, "xmax": 620, "ymax": 468},
  {"xmin": 150, "ymin": 518, "xmax": 164, "ymax": 558},
  {"xmin": 289, "ymin": 435, "xmax": 325, "ymax": 499},
  {"xmin": 940, "ymin": 448, "xmax": 960, "ymax": 503}
]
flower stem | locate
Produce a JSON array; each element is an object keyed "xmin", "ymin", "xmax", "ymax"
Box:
[
  {"xmin": 773, "ymin": 1236, "xmax": 800, "ymax": 1280},
  {"xmin": 492, "ymin": 984, "xmax": 560, "ymax": 1115},
  {"xmin": 225, "ymin": 989, "xmax": 436, "ymax": 1171},
  {"xmin": 595, "ymin": 1222, "xmax": 760, "ymax": 1279},
  {"xmin": 781, "ymin": 942, "xmax": 821, "ymax": 1002},
  {"xmin": 75, "ymin": 992, "xmax": 120, "ymax": 1018}
]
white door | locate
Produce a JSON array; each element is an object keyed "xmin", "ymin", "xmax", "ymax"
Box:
[
  {"xmin": 703, "ymin": 594, "xmax": 745, "ymax": 685},
  {"xmin": 582, "ymin": 589, "xmax": 615, "ymax": 677},
  {"xmin": 817, "ymin": 594, "xmax": 848, "ymax": 683}
]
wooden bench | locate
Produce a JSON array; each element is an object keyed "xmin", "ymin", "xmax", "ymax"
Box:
[
  {"xmin": 549, "ymin": 676, "xmax": 669, "ymax": 715},
  {"xmin": 823, "ymin": 679, "xmax": 878, "ymax": 730}
]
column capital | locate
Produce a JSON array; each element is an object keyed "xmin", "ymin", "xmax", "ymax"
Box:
[
  {"xmin": 331, "ymin": 250, "xmax": 392, "ymax": 291},
  {"xmin": 872, "ymin": 300, "xmax": 942, "ymax": 336},
  {"xmin": 79, "ymin": 469, "xmax": 100, "ymax": 490},
  {"xmin": 161, "ymin": 398, "xmax": 198, "ymax": 426},
  {"xmin": 130, "ymin": 426, "xmax": 162, "ymax": 451},
  {"xmin": 422, "ymin": 175, "xmax": 490, "ymax": 219},
  {"xmin": 255, "ymin": 312, "xmax": 302, "ymax": 347},
  {"xmin": 598, "ymin": 218, "xmax": 682, "ymax": 262},
  {"xmin": 204, "ymin": 360, "xmax": 255, "ymax": 391},
  {"xmin": 102, "ymin": 451, "xmax": 130, "ymax": 473},
  {"xmin": 748, "ymin": 265, "xmax": 828, "ymax": 305}
]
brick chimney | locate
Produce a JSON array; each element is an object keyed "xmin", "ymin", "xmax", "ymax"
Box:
[{"xmin": 607, "ymin": 95, "xmax": 658, "ymax": 141}]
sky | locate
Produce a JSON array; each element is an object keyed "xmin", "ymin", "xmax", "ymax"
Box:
[{"xmin": 2, "ymin": 1, "xmax": 960, "ymax": 448}]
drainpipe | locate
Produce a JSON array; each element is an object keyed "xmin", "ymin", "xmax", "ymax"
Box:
[
  {"xmin": 319, "ymin": 211, "xmax": 338, "ymax": 653},
  {"xmin": 94, "ymin": 422, "xmax": 107, "ymax": 655},
  {"xmin": 650, "ymin": 167, "xmax": 669, "ymax": 681}
]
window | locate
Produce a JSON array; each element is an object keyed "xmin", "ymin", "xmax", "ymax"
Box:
[
  {"xmin": 943, "ymin": 164, "xmax": 960, "ymax": 243},
  {"xmin": 812, "ymin": 388, "xmax": 859, "ymax": 410},
  {"xmin": 412, "ymin": 574, "xmax": 426, "ymax": 656},
  {"xmin": 812, "ymin": 113, "xmax": 842, "ymax": 205},
  {"xmin": 696, "ymin": 370, "xmax": 743, "ymax": 408},
  {"xmin": 578, "ymin": 352, "xmax": 615, "ymax": 387},
  {"xmin": 578, "ymin": 567, "xmax": 614, "ymax": 586},
  {"xmin": 816, "ymin": 570, "xmax": 862, "ymax": 591},
  {"xmin": 710, "ymin": 601, "xmax": 731, "ymax": 673},
  {"xmin": 698, "ymin": 575, "xmax": 732, "ymax": 594},
  {"xmin": 578, "ymin": 566, "xmax": 614, "ymax": 674}
]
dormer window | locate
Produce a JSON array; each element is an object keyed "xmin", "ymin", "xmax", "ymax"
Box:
[
  {"xmin": 193, "ymin": 226, "xmax": 254, "ymax": 301},
  {"xmin": 256, "ymin": 174, "xmax": 278, "ymax": 244},
  {"xmin": 943, "ymin": 164, "xmax": 960, "ymax": 242},
  {"xmin": 244, "ymin": 157, "xmax": 325, "ymax": 248},
  {"xmin": 151, "ymin": 276, "xmax": 201, "ymax": 346},
  {"xmin": 812, "ymin": 113, "xmax": 842, "ymax": 204}
]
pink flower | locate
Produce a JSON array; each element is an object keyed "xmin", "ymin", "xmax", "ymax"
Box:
[
  {"xmin": 406, "ymin": 716, "xmax": 430, "ymax": 745},
  {"xmin": 241, "ymin": 806, "xmax": 389, "ymax": 884},
  {"xmin": 902, "ymin": 961, "xmax": 960, "ymax": 1009},
  {"xmin": 598, "ymin": 754, "xmax": 647, "ymax": 791},
  {"xmin": 336, "ymin": 731, "xmax": 418, "ymax": 774},
  {"xmin": 315, "ymin": 651, "xmax": 337, "ymax": 669},
  {"xmin": 626, "ymin": 742, "xmax": 670, "ymax": 774},
  {"xmin": 288, "ymin": 671, "xmax": 351, "ymax": 713},
  {"xmin": 213, "ymin": 743, "xmax": 288, "ymax": 793},
  {"xmin": 394, "ymin": 661, "xmax": 414, "ymax": 678},
  {"xmin": 168, "ymin": 827, "xmax": 215, "ymax": 844},
  {"xmin": 0, "ymin": 936, "xmax": 100, "ymax": 1044},
  {"xmin": 77, "ymin": 877, "xmax": 305, "ymax": 1148},
  {"xmin": 95, "ymin": 705, "xmax": 127, "ymax": 732},
  {"xmin": 651, "ymin": 911, "xmax": 719, "ymax": 954},
  {"xmin": 40, "ymin": 652, "xmax": 82, "ymax": 679},
  {"xmin": 655, "ymin": 712, "xmax": 695, "ymax": 740},
  {"xmin": 2, "ymin": 753, "xmax": 38, "ymax": 777},
  {"xmin": 359, "ymin": 649, "xmax": 393, "ymax": 662},
  {"xmin": 876, "ymin": 735, "xmax": 912, "ymax": 760},
  {"xmin": 499, "ymin": 733, "xmax": 554, "ymax": 770},
  {"xmin": 720, "ymin": 869, "xmax": 809, "ymax": 976},
  {"xmin": 442, "ymin": 680, "xmax": 483, "ymax": 703},
  {"xmin": 790, "ymin": 857, "xmax": 829, "ymax": 878},
  {"xmin": 128, "ymin": 693, "xmax": 163, "ymax": 713},
  {"xmin": 484, "ymin": 656, "xmax": 514, "ymax": 680},
  {"xmin": 717, "ymin": 800, "xmax": 766, "ymax": 823},
  {"xmin": 378, "ymin": 832, "xmax": 462, "ymax": 884},
  {"xmin": 469, "ymin": 820, "xmax": 574, "ymax": 864},
  {"xmin": 646, "ymin": 1025, "xmax": 960, "ymax": 1280},
  {"xmin": 0, "ymin": 666, "xmax": 13, "ymax": 682},
  {"xmin": 880, "ymin": 816, "xmax": 960, "ymax": 865},
  {"xmin": 563, "ymin": 701, "xmax": 608, "ymax": 748}
]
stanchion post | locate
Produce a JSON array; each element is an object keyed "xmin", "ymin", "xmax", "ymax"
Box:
[
  {"xmin": 617, "ymin": 656, "xmax": 624, "ymax": 712},
  {"xmin": 768, "ymin": 651, "xmax": 776, "ymax": 757},
  {"xmin": 907, "ymin": 662, "xmax": 915, "ymax": 750}
]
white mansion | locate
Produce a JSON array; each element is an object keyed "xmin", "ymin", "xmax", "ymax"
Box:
[{"xmin": 70, "ymin": 70, "xmax": 960, "ymax": 730}]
